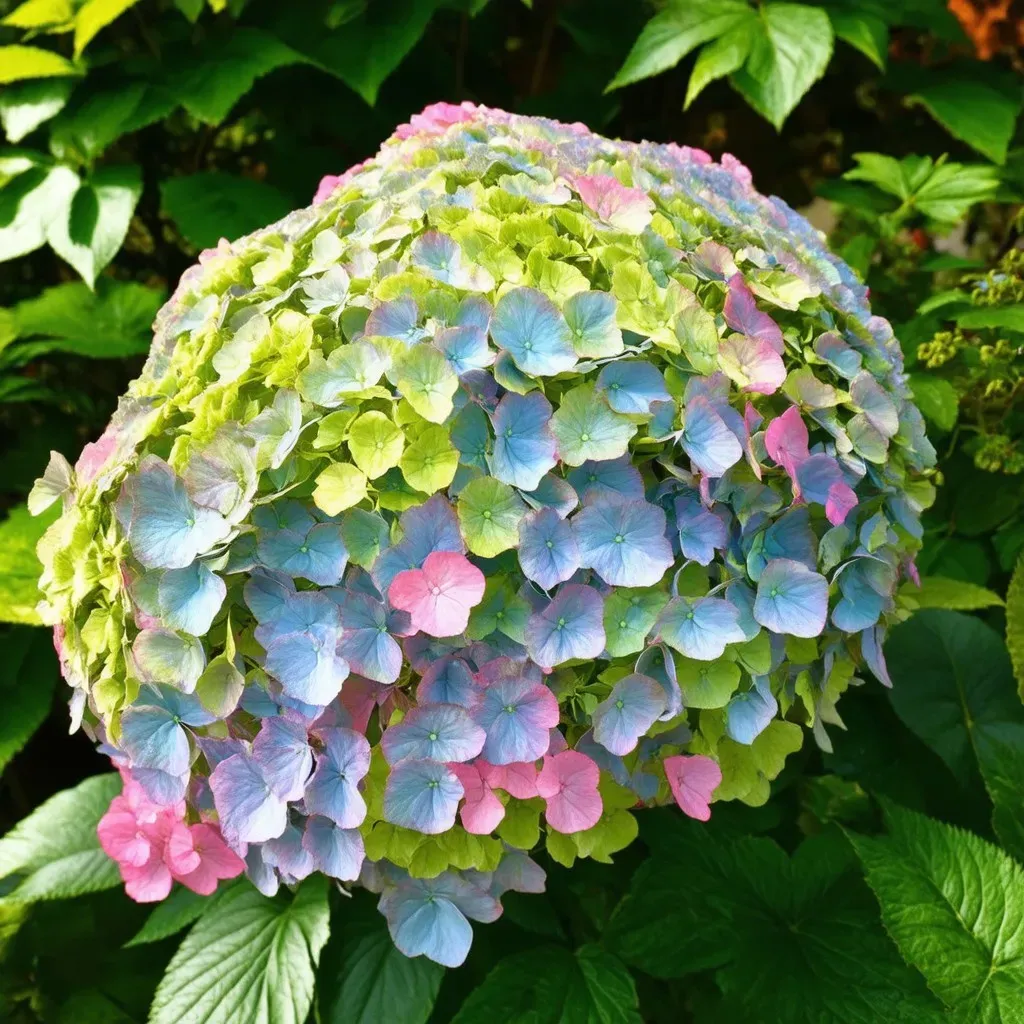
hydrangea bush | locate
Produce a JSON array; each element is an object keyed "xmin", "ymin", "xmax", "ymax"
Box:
[{"xmin": 30, "ymin": 102, "xmax": 936, "ymax": 967}]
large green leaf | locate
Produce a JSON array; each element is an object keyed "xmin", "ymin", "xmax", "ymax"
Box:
[
  {"xmin": 730, "ymin": 3, "xmax": 834, "ymax": 130},
  {"xmin": 849, "ymin": 802, "xmax": 1024, "ymax": 1023},
  {"xmin": 606, "ymin": 817, "xmax": 944, "ymax": 1022},
  {"xmin": 607, "ymin": 0, "xmax": 752, "ymax": 92},
  {"xmin": 149, "ymin": 878, "xmax": 330, "ymax": 1024},
  {"xmin": 900, "ymin": 576, "xmax": 1003, "ymax": 612},
  {"xmin": 6, "ymin": 278, "xmax": 163, "ymax": 361},
  {"xmin": 451, "ymin": 945, "xmax": 641, "ymax": 1024},
  {"xmin": 907, "ymin": 373, "xmax": 958, "ymax": 432},
  {"xmin": 827, "ymin": 2, "xmax": 888, "ymax": 69},
  {"xmin": 45, "ymin": 163, "xmax": 142, "ymax": 287},
  {"xmin": 0, "ymin": 503, "xmax": 58, "ymax": 625},
  {"xmin": 908, "ymin": 74, "xmax": 1021, "ymax": 165},
  {"xmin": 0, "ymin": 626, "xmax": 57, "ymax": 774},
  {"xmin": 0, "ymin": 79, "xmax": 73, "ymax": 143},
  {"xmin": 73, "ymin": 0, "xmax": 142, "ymax": 56},
  {"xmin": 161, "ymin": 172, "xmax": 293, "ymax": 249},
  {"xmin": 956, "ymin": 305, "xmax": 1024, "ymax": 333},
  {"xmin": 271, "ymin": 0, "xmax": 443, "ymax": 106},
  {"xmin": 124, "ymin": 885, "xmax": 217, "ymax": 947},
  {"xmin": 0, "ymin": 773, "xmax": 122, "ymax": 902},
  {"xmin": 0, "ymin": 161, "xmax": 79, "ymax": 262},
  {"xmin": 164, "ymin": 28, "xmax": 304, "ymax": 125},
  {"xmin": 886, "ymin": 609, "xmax": 1024, "ymax": 860},
  {"xmin": 0, "ymin": 45, "xmax": 79, "ymax": 85},
  {"xmin": 319, "ymin": 902, "xmax": 443, "ymax": 1024}
]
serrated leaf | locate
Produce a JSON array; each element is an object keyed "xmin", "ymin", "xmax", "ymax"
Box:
[
  {"xmin": 124, "ymin": 885, "xmax": 213, "ymax": 947},
  {"xmin": 45, "ymin": 163, "xmax": 142, "ymax": 287},
  {"xmin": 730, "ymin": 3, "xmax": 834, "ymax": 130},
  {"xmin": 901, "ymin": 576, "xmax": 1002, "ymax": 611},
  {"xmin": 161, "ymin": 171, "xmax": 293, "ymax": 249},
  {"xmin": 73, "ymin": 0, "xmax": 142, "ymax": 56},
  {"xmin": 320, "ymin": 901, "xmax": 443, "ymax": 1024},
  {"xmin": 1007, "ymin": 557, "xmax": 1024, "ymax": 701},
  {"xmin": 0, "ymin": 503, "xmax": 58, "ymax": 625},
  {"xmin": 0, "ymin": 773, "xmax": 122, "ymax": 902},
  {"xmin": 886, "ymin": 609, "xmax": 1024, "ymax": 859},
  {"xmin": 270, "ymin": 0, "xmax": 443, "ymax": 106},
  {"xmin": 848, "ymin": 801, "xmax": 1024, "ymax": 1022},
  {"xmin": 149, "ymin": 877, "xmax": 330, "ymax": 1024},
  {"xmin": 685, "ymin": 24, "xmax": 753, "ymax": 109},
  {"xmin": 606, "ymin": 818, "xmax": 944, "ymax": 1021},
  {"xmin": 0, "ymin": 162, "xmax": 80, "ymax": 262},
  {"xmin": 0, "ymin": 78, "xmax": 73, "ymax": 143},
  {"xmin": 828, "ymin": 7, "xmax": 888, "ymax": 69},
  {"xmin": 907, "ymin": 373, "xmax": 958, "ymax": 432},
  {"xmin": 2, "ymin": 0, "xmax": 74, "ymax": 30},
  {"xmin": 908, "ymin": 75, "xmax": 1021, "ymax": 165},
  {"xmin": 163, "ymin": 28, "xmax": 303, "ymax": 125},
  {"xmin": 451, "ymin": 944, "xmax": 641, "ymax": 1024},
  {"xmin": 0, "ymin": 45, "xmax": 80, "ymax": 85},
  {"xmin": 607, "ymin": 0, "xmax": 752, "ymax": 92},
  {"xmin": 7, "ymin": 278, "xmax": 164, "ymax": 361},
  {"xmin": 0, "ymin": 627, "xmax": 57, "ymax": 774}
]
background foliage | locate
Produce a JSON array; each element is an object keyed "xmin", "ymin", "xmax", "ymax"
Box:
[{"xmin": 1, "ymin": 1, "xmax": 1023, "ymax": 1021}]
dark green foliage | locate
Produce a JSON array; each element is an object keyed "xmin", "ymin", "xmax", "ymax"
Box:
[{"xmin": 0, "ymin": 1, "xmax": 1022, "ymax": 1021}]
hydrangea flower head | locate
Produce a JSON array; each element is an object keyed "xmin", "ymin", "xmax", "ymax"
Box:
[{"xmin": 33, "ymin": 101, "xmax": 934, "ymax": 964}]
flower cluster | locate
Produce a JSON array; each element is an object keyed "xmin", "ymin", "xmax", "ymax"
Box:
[{"xmin": 32, "ymin": 102, "xmax": 934, "ymax": 965}]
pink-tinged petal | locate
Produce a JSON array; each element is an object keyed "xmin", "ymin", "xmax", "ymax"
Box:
[
  {"xmin": 449, "ymin": 762, "xmax": 505, "ymax": 834},
  {"xmin": 478, "ymin": 759, "xmax": 539, "ymax": 799},
  {"xmin": 825, "ymin": 481, "xmax": 858, "ymax": 526},
  {"xmin": 664, "ymin": 754, "xmax": 722, "ymax": 821},
  {"xmin": 338, "ymin": 675, "xmax": 387, "ymax": 734},
  {"xmin": 572, "ymin": 174, "xmax": 654, "ymax": 233},
  {"xmin": 724, "ymin": 273, "xmax": 783, "ymax": 353},
  {"xmin": 165, "ymin": 822, "xmax": 201, "ymax": 875},
  {"xmin": 171, "ymin": 823, "xmax": 245, "ymax": 895},
  {"xmin": 121, "ymin": 850, "xmax": 174, "ymax": 903},
  {"xmin": 719, "ymin": 335, "xmax": 786, "ymax": 395},
  {"xmin": 764, "ymin": 406, "xmax": 809, "ymax": 484},
  {"xmin": 721, "ymin": 153, "xmax": 753, "ymax": 188},
  {"xmin": 536, "ymin": 751, "xmax": 602, "ymax": 834},
  {"xmin": 313, "ymin": 175, "xmax": 343, "ymax": 204},
  {"xmin": 98, "ymin": 810, "xmax": 152, "ymax": 867},
  {"xmin": 389, "ymin": 551, "xmax": 485, "ymax": 637}
]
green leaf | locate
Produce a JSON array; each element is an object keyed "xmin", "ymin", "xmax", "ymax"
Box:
[
  {"xmin": 606, "ymin": 820, "xmax": 944, "ymax": 1021},
  {"xmin": 452, "ymin": 945, "xmax": 641, "ymax": 1023},
  {"xmin": 271, "ymin": 0, "xmax": 443, "ymax": 106},
  {"xmin": 160, "ymin": 172, "xmax": 293, "ymax": 249},
  {"xmin": 0, "ymin": 627, "xmax": 57, "ymax": 774},
  {"xmin": 457, "ymin": 476, "xmax": 527, "ymax": 558},
  {"xmin": 49, "ymin": 82, "xmax": 164, "ymax": 160},
  {"xmin": 902, "ymin": 576, "xmax": 1003, "ymax": 611},
  {"xmin": 124, "ymin": 885, "xmax": 213, "ymax": 947},
  {"xmin": 848, "ymin": 801, "xmax": 1024, "ymax": 1022},
  {"xmin": 0, "ymin": 162, "xmax": 80, "ymax": 262},
  {"xmin": 320, "ymin": 904, "xmax": 443, "ymax": 1024},
  {"xmin": 886, "ymin": 609, "xmax": 1024, "ymax": 858},
  {"xmin": 0, "ymin": 773, "xmax": 122, "ymax": 902},
  {"xmin": 2, "ymin": 0, "xmax": 74, "ymax": 30},
  {"xmin": 607, "ymin": 0, "xmax": 752, "ymax": 92},
  {"xmin": 0, "ymin": 503, "xmax": 58, "ymax": 625},
  {"xmin": 313, "ymin": 462, "xmax": 369, "ymax": 515},
  {"xmin": 8, "ymin": 279, "xmax": 163, "ymax": 360},
  {"xmin": 827, "ymin": 6, "xmax": 888, "ymax": 69},
  {"xmin": 730, "ymin": 3, "xmax": 834, "ymax": 130},
  {"xmin": 0, "ymin": 46, "xmax": 79, "ymax": 85},
  {"xmin": 886, "ymin": 610, "xmax": 1024, "ymax": 786},
  {"xmin": 149, "ymin": 877, "xmax": 330, "ymax": 1024},
  {"xmin": 73, "ymin": 0, "xmax": 142, "ymax": 56},
  {"xmin": 685, "ymin": 25, "xmax": 753, "ymax": 109},
  {"xmin": 908, "ymin": 75, "xmax": 1021, "ymax": 164},
  {"xmin": 911, "ymin": 161, "xmax": 1001, "ymax": 222},
  {"xmin": 0, "ymin": 79, "xmax": 73, "ymax": 143},
  {"xmin": 164, "ymin": 28, "xmax": 303, "ymax": 125},
  {"xmin": 1007, "ymin": 557, "xmax": 1024, "ymax": 701},
  {"xmin": 45, "ymin": 163, "xmax": 142, "ymax": 287},
  {"xmin": 956, "ymin": 305, "xmax": 1024, "ymax": 333},
  {"xmin": 907, "ymin": 373, "xmax": 958, "ymax": 432}
]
